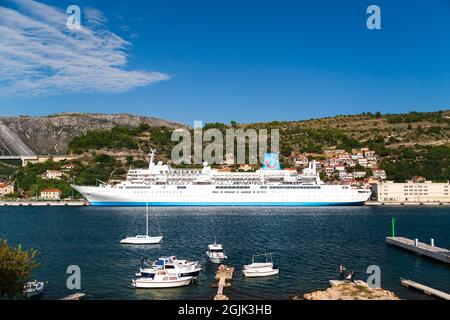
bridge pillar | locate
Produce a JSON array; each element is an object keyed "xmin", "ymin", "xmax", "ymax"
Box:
[{"xmin": 21, "ymin": 156, "xmax": 39, "ymax": 167}]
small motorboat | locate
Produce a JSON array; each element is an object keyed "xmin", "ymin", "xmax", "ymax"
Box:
[
  {"xmin": 206, "ymin": 241, "xmax": 227, "ymax": 264},
  {"xmin": 243, "ymin": 253, "xmax": 279, "ymax": 278},
  {"xmin": 23, "ymin": 280, "xmax": 45, "ymax": 298},
  {"xmin": 131, "ymin": 270, "xmax": 192, "ymax": 288},
  {"xmin": 137, "ymin": 256, "xmax": 202, "ymax": 278}
]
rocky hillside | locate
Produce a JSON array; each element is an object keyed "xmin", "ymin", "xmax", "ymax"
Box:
[
  {"xmin": 0, "ymin": 113, "xmax": 185, "ymax": 154},
  {"xmin": 3, "ymin": 110, "xmax": 449, "ymax": 197},
  {"xmin": 240, "ymin": 110, "xmax": 449, "ymax": 182},
  {"xmin": 243, "ymin": 110, "xmax": 450, "ymax": 152}
]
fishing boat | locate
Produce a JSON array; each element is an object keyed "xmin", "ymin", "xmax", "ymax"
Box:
[
  {"xmin": 23, "ymin": 280, "xmax": 45, "ymax": 298},
  {"xmin": 120, "ymin": 201, "xmax": 162, "ymax": 244},
  {"xmin": 243, "ymin": 253, "xmax": 279, "ymax": 278},
  {"xmin": 131, "ymin": 270, "xmax": 192, "ymax": 288},
  {"xmin": 206, "ymin": 240, "xmax": 227, "ymax": 264},
  {"xmin": 137, "ymin": 256, "xmax": 202, "ymax": 278}
]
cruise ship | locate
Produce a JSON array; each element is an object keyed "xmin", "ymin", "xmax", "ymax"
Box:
[{"xmin": 72, "ymin": 151, "xmax": 371, "ymax": 206}]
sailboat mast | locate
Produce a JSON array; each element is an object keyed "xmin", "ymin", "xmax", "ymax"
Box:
[{"xmin": 146, "ymin": 201, "xmax": 149, "ymax": 236}]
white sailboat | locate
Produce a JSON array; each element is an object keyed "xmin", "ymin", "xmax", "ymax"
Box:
[
  {"xmin": 243, "ymin": 253, "xmax": 279, "ymax": 278},
  {"xmin": 120, "ymin": 201, "xmax": 163, "ymax": 244}
]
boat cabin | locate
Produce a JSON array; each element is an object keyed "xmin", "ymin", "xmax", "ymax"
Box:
[
  {"xmin": 208, "ymin": 244, "xmax": 224, "ymax": 252},
  {"xmin": 156, "ymin": 256, "xmax": 176, "ymax": 268},
  {"xmin": 156, "ymin": 270, "xmax": 178, "ymax": 281}
]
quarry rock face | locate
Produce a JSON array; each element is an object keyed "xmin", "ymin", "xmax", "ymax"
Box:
[{"xmin": 0, "ymin": 113, "xmax": 184, "ymax": 154}]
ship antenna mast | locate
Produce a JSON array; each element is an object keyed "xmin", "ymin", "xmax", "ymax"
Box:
[{"xmin": 149, "ymin": 149, "xmax": 156, "ymax": 168}]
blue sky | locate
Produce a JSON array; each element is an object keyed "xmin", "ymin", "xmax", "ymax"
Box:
[{"xmin": 0, "ymin": 0, "xmax": 449, "ymax": 125}]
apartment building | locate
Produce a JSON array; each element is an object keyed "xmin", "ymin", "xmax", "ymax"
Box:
[{"xmin": 374, "ymin": 181, "xmax": 450, "ymax": 203}]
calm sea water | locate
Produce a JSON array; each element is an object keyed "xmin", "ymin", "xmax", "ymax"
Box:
[{"xmin": 0, "ymin": 206, "xmax": 449, "ymax": 300}]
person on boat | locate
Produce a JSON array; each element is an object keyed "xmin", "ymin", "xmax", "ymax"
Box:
[{"xmin": 339, "ymin": 264, "xmax": 346, "ymax": 280}]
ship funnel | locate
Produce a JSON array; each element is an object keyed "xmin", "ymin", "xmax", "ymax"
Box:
[{"xmin": 262, "ymin": 153, "xmax": 281, "ymax": 170}]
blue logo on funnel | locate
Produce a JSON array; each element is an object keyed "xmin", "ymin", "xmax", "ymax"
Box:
[{"xmin": 262, "ymin": 153, "xmax": 280, "ymax": 170}]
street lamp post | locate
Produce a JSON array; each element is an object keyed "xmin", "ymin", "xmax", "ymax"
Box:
[{"xmin": 391, "ymin": 217, "xmax": 396, "ymax": 239}]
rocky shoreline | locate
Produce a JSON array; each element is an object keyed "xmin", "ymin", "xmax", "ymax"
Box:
[{"xmin": 293, "ymin": 280, "xmax": 400, "ymax": 300}]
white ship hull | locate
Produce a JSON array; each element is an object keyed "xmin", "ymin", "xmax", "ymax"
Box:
[
  {"xmin": 72, "ymin": 152, "xmax": 371, "ymax": 207},
  {"xmin": 72, "ymin": 184, "xmax": 371, "ymax": 206}
]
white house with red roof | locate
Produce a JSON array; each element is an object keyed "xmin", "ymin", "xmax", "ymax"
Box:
[
  {"xmin": 0, "ymin": 183, "xmax": 14, "ymax": 196},
  {"xmin": 40, "ymin": 188, "xmax": 62, "ymax": 200}
]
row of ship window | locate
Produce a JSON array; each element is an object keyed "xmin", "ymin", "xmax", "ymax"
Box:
[
  {"xmin": 216, "ymin": 186, "xmax": 251, "ymax": 189},
  {"xmin": 268, "ymin": 186, "xmax": 321, "ymax": 189},
  {"xmin": 121, "ymin": 185, "xmax": 321, "ymax": 190},
  {"xmin": 212, "ymin": 191, "xmax": 265, "ymax": 194}
]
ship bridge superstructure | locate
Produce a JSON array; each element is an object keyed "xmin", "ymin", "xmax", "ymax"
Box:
[{"xmin": 122, "ymin": 152, "xmax": 320, "ymax": 188}]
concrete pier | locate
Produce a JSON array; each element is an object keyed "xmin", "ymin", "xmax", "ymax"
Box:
[
  {"xmin": 366, "ymin": 202, "xmax": 450, "ymax": 206},
  {"xmin": 0, "ymin": 201, "xmax": 88, "ymax": 206},
  {"xmin": 386, "ymin": 237, "xmax": 450, "ymax": 264},
  {"xmin": 401, "ymin": 279, "xmax": 450, "ymax": 300},
  {"xmin": 214, "ymin": 266, "xmax": 234, "ymax": 300}
]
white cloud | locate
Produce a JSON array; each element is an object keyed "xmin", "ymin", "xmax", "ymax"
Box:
[
  {"xmin": 0, "ymin": 0, "xmax": 169, "ymax": 97},
  {"xmin": 119, "ymin": 25, "xmax": 130, "ymax": 32},
  {"xmin": 84, "ymin": 7, "xmax": 108, "ymax": 27}
]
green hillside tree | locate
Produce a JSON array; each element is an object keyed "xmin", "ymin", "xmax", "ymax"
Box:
[{"xmin": 0, "ymin": 240, "xmax": 40, "ymax": 300}]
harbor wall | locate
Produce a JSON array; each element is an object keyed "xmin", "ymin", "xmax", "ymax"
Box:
[
  {"xmin": 0, "ymin": 200, "xmax": 88, "ymax": 206},
  {"xmin": 366, "ymin": 201, "xmax": 450, "ymax": 206}
]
